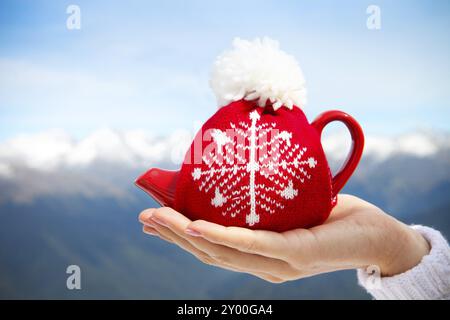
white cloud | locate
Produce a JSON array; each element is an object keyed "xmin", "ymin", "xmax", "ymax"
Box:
[
  {"xmin": 0, "ymin": 130, "xmax": 74, "ymax": 171},
  {"xmin": 1, "ymin": 128, "xmax": 448, "ymax": 175},
  {"xmin": 322, "ymin": 129, "xmax": 449, "ymax": 162},
  {"xmin": 0, "ymin": 127, "xmax": 448, "ymax": 203},
  {"xmin": 0, "ymin": 163, "xmax": 13, "ymax": 178},
  {"xmin": 0, "ymin": 128, "xmax": 195, "ymax": 203},
  {"xmin": 0, "ymin": 128, "xmax": 194, "ymax": 172}
]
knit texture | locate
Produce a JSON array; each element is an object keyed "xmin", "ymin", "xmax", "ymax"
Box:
[
  {"xmin": 357, "ymin": 225, "xmax": 450, "ymax": 300},
  {"xmin": 174, "ymin": 99, "xmax": 335, "ymax": 232}
]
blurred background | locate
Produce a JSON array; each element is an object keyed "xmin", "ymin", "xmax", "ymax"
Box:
[{"xmin": 0, "ymin": 0, "xmax": 449, "ymax": 299}]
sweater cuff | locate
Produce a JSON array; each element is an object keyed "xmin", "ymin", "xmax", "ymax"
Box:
[{"xmin": 357, "ymin": 225, "xmax": 450, "ymax": 300}]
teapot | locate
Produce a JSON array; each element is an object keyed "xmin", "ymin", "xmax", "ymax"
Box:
[{"xmin": 135, "ymin": 38, "xmax": 364, "ymax": 232}]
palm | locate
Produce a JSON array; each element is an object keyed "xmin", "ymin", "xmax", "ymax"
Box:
[{"xmin": 279, "ymin": 195, "xmax": 392, "ymax": 277}]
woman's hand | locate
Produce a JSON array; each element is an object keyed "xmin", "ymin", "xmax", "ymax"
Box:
[{"xmin": 138, "ymin": 195, "xmax": 430, "ymax": 283}]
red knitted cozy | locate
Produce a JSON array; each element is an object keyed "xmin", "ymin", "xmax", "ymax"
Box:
[
  {"xmin": 174, "ymin": 100, "xmax": 334, "ymax": 232},
  {"xmin": 136, "ymin": 38, "xmax": 364, "ymax": 232}
]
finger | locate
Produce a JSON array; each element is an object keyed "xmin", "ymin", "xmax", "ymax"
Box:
[
  {"xmin": 217, "ymin": 262, "xmax": 285, "ymax": 283},
  {"xmin": 151, "ymin": 222, "xmax": 285, "ymax": 283},
  {"xmin": 153, "ymin": 225, "xmax": 285, "ymax": 283},
  {"xmin": 139, "ymin": 208, "xmax": 158, "ymax": 224},
  {"xmin": 140, "ymin": 209, "xmax": 288, "ymax": 282},
  {"xmin": 142, "ymin": 225, "xmax": 173, "ymax": 243},
  {"xmin": 149, "ymin": 208, "xmax": 298, "ymax": 277},
  {"xmin": 148, "ymin": 223, "xmax": 212, "ymax": 261},
  {"xmin": 142, "ymin": 220, "xmax": 285, "ymax": 282},
  {"xmin": 142, "ymin": 225, "xmax": 159, "ymax": 236},
  {"xmin": 186, "ymin": 219, "xmax": 290, "ymax": 259},
  {"xmin": 140, "ymin": 209, "xmax": 177, "ymax": 243}
]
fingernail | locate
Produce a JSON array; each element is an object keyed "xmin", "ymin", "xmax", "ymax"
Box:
[
  {"xmin": 151, "ymin": 216, "xmax": 168, "ymax": 227},
  {"xmin": 185, "ymin": 228, "xmax": 202, "ymax": 237}
]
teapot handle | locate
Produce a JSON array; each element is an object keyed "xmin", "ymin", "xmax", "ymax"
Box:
[{"xmin": 311, "ymin": 110, "xmax": 364, "ymax": 198}]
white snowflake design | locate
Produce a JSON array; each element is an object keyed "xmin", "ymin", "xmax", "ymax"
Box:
[{"xmin": 191, "ymin": 110, "xmax": 317, "ymax": 226}]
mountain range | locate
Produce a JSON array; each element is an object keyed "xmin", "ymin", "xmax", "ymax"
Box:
[{"xmin": 0, "ymin": 128, "xmax": 449, "ymax": 299}]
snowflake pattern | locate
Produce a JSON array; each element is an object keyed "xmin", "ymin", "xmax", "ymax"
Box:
[{"xmin": 191, "ymin": 110, "xmax": 317, "ymax": 226}]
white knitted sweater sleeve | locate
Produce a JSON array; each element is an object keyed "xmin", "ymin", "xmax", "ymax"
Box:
[{"xmin": 357, "ymin": 225, "xmax": 450, "ymax": 300}]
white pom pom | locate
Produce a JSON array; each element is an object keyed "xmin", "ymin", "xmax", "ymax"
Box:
[{"xmin": 209, "ymin": 37, "xmax": 307, "ymax": 111}]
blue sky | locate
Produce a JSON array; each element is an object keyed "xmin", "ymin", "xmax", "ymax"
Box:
[{"xmin": 0, "ymin": 0, "xmax": 449, "ymax": 140}]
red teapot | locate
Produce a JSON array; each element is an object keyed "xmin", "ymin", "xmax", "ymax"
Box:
[{"xmin": 136, "ymin": 38, "xmax": 364, "ymax": 232}]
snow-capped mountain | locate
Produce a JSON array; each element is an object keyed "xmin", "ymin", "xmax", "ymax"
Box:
[
  {"xmin": 323, "ymin": 129, "xmax": 450, "ymax": 163},
  {"xmin": 0, "ymin": 128, "xmax": 448, "ymax": 204},
  {"xmin": 1, "ymin": 127, "xmax": 447, "ymax": 174},
  {"xmin": 0, "ymin": 128, "xmax": 192, "ymax": 203},
  {"xmin": 0, "ymin": 128, "xmax": 192, "ymax": 173},
  {"xmin": 0, "ymin": 128, "xmax": 449, "ymax": 299}
]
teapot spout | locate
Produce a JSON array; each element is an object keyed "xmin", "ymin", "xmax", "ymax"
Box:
[{"xmin": 135, "ymin": 168, "xmax": 180, "ymax": 207}]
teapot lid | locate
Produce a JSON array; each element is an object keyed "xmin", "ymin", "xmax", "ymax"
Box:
[{"xmin": 210, "ymin": 37, "xmax": 307, "ymax": 111}]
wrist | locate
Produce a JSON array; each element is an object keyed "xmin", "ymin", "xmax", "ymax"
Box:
[{"xmin": 378, "ymin": 222, "xmax": 430, "ymax": 277}]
